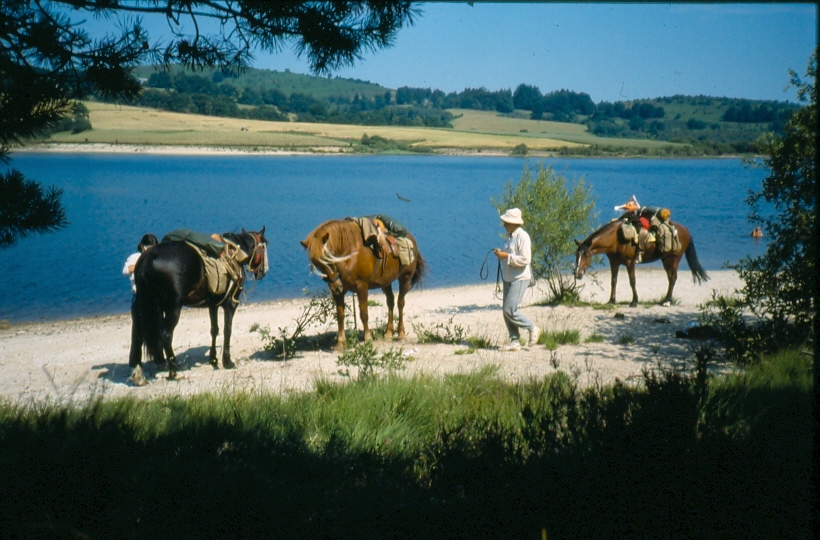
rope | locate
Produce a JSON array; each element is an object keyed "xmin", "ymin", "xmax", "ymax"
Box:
[{"xmin": 479, "ymin": 249, "xmax": 503, "ymax": 299}]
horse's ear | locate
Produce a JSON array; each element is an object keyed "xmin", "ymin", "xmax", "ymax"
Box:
[
  {"xmin": 241, "ymin": 227, "xmax": 247, "ymax": 234},
  {"xmin": 260, "ymin": 225, "xmax": 265, "ymax": 236},
  {"xmin": 300, "ymin": 240, "xmax": 308, "ymax": 249},
  {"xmin": 321, "ymin": 233, "xmax": 329, "ymax": 244},
  {"xmin": 575, "ymin": 239, "xmax": 581, "ymax": 246}
]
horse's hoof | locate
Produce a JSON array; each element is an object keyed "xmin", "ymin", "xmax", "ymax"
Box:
[
  {"xmin": 129, "ymin": 365, "xmax": 148, "ymax": 386},
  {"xmin": 333, "ymin": 343, "xmax": 346, "ymax": 353},
  {"xmin": 662, "ymin": 301, "xmax": 671, "ymax": 307},
  {"xmin": 222, "ymin": 359, "xmax": 235, "ymax": 370},
  {"xmin": 629, "ymin": 302, "xmax": 638, "ymax": 308}
]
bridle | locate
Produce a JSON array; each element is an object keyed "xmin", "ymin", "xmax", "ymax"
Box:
[{"xmin": 246, "ymin": 232, "xmax": 268, "ymax": 279}]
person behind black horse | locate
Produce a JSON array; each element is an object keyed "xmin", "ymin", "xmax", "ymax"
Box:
[{"xmin": 123, "ymin": 233, "xmax": 158, "ymax": 368}]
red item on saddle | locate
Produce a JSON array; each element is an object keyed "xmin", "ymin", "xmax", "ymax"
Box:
[{"xmin": 639, "ymin": 217, "xmax": 650, "ymax": 229}]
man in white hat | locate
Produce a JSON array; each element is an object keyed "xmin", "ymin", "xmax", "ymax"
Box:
[{"xmin": 494, "ymin": 208, "xmax": 540, "ymax": 351}]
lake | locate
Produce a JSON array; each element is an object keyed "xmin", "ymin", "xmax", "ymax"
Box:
[{"xmin": 0, "ymin": 154, "xmax": 768, "ymax": 323}]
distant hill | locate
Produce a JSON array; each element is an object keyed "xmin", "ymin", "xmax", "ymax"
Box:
[
  {"xmin": 78, "ymin": 66, "xmax": 802, "ymax": 156},
  {"xmin": 132, "ymin": 65, "xmax": 392, "ymax": 101}
]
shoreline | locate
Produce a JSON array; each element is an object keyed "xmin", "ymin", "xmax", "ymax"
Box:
[
  {"xmin": 1, "ymin": 269, "xmax": 740, "ymax": 328},
  {"xmin": 15, "ymin": 142, "xmax": 756, "ymax": 160}
]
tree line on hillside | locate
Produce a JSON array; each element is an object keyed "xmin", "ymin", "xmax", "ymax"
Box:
[
  {"xmin": 124, "ymin": 72, "xmax": 454, "ymax": 127},
  {"xmin": 73, "ymin": 69, "xmax": 800, "ymax": 154}
]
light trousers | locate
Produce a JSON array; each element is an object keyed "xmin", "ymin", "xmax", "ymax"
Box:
[{"xmin": 502, "ymin": 279, "xmax": 534, "ymax": 341}]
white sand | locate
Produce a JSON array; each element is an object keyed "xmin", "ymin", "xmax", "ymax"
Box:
[{"xmin": 0, "ymin": 268, "xmax": 742, "ymax": 404}]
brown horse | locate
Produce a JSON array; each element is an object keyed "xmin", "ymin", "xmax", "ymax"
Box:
[
  {"xmin": 574, "ymin": 220, "xmax": 708, "ymax": 307},
  {"xmin": 301, "ymin": 219, "xmax": 425, "ymax": 350}
]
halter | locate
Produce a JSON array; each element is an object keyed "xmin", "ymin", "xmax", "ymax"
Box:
[{"xmin": 246, "ymin": 231, "xmax": 268, "ymax": 279}]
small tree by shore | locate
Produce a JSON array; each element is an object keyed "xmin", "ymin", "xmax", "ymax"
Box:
[{"xmin": 492, "ymin": 163, "xmax": 596, "ymax": 302}]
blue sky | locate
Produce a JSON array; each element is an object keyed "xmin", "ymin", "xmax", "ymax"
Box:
[{"xmin": 85, "ymin": 3, "xmax": 817, "ymax": 103}]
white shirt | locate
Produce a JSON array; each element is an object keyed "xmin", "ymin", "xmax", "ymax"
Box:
[
  {"xmin": 123, "ymin": 252, "xmax": 141, "ymax": 294},
  {"xmin": 501, "ymin": 227, "xmax": 532, "ymax": 282}
]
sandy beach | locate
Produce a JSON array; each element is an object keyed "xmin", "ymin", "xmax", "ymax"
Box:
[{"xmin": 0, "ymin": 268, "xmax": 742, "ymax": 404}]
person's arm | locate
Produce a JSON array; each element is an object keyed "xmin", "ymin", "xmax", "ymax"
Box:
[{"xmin": 123, "ymin": 253, "xmax": 139, "ymax": 276}]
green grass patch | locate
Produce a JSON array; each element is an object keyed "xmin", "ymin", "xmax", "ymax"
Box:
[
  {"xmin": 618, "ymin": 334, "xmax": 635, "ymax": 344},
  {"xmin": 584, "ymin": 333, "xmax": 605, "ymax": 343},
  {"xmin": 538, "ymin": 329, "xmax": 581, "ymax": 350}
]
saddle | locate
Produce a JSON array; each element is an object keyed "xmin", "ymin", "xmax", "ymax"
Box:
[
  {"xmin": 353, "ymin": 216, "xmax": 415, "ymax": 266},
  {"xmin": 163, "ymin": 229, "xmax": 245, "ymax": 302}
]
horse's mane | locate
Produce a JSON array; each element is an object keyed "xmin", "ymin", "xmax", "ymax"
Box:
[
  {"xmin": 303, "ymin": 219, "xmax": 361, "ymax": 255},
  {"xmin": 579, "ymin": 220, "xmax": 620, "ymax": 247}
]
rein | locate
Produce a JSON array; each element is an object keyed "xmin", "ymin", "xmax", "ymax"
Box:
[{"xmin": 479, "ymin": 249, "xmax": 502, "ymax": 298}]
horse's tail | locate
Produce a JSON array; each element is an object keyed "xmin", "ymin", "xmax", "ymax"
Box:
[
  {"xmin": 134, "ymin": 250, "xmax": 165, "ymax": 363},
  {"xmin": 411, "ymin": 244, "xmax": 426, "ymax": 288},
  {"xmin": 684, "ymin": 237, "xmax": 709, "ymax": 284}
]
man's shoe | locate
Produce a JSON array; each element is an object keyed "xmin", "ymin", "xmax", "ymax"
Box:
[
  {"xmin": 501, "ymin": 341, "xmax": 521, "ymax": 352},
  {"xmin": 528, "ymin": 326, "xmax": 541, "ymax": 346}
]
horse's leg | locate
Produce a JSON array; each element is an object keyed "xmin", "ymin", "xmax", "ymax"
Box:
[
  {"xmin": 221, "ymin": 303, "xmax": 237, "ymax": 369},
  {"xmin": 162, "ymin": 306, "xmax": 182, "ymax": 379},
  {"xmin": 607, "ymin": 257, "xmax": 620, "ymax": 304},
  {"xmin": 208, "ymin": 305, "xmax": 219, "ymax": 368},
  {"xmin": 627, "ymin": 262, "xmax": 639, "ymax": 307},
  {"xmin": 128, "ymin": 303, "xmax": 149, "ymax": 386},
  {"xmin": 128, "ymin": 297, "xmax": 143, "ymax": 369},
  {"xmin": 396, "ymin": 274, "xmax": 412, "ymax": 339},
  {"xmin": 357, "ymin": 284, "xmax": 371, "ymax": 342},
  {"xmin": 332, "ymin": 291, "xmax": 347, "ymax": 352},
  {"xmin": 661, "ymin": 256, "xmax": 679, "ymax": 307},
  {"xmin": 382, "ymin": 285, "xmax": 395, "ymax": 339}
]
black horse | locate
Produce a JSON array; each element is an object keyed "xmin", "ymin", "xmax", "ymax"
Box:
[{"xmin": 129, "ymin": 227, "xmax": 268, "ymax": 385}]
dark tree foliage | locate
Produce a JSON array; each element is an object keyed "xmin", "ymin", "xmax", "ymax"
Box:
[
  {"xmin": 0, "ymin": 0, "xmax": 415, "ymax": 246},
  {"xmin": 742, "ymin": 52, "xmax": 817, "ymax": 335},
  {"xmin": 0, "ymin": 170, "xmax": 67, "ymax": 248},
  {"xmin": 702, "ymin": 51, "xmax": 817, "ymax": 362},
  {"xmin": 512, "ymin": 83, "xmax": 542, "ymax": 111}
]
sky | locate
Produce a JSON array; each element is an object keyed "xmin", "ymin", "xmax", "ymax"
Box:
[{"xmin": 82, "ymin": 3, "xmax": 817, "ymax": 103}]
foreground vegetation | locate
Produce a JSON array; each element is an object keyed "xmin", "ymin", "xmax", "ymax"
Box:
[{"xmin": 0, "ymin": 349, "xmax": 812, "ymax": 539}]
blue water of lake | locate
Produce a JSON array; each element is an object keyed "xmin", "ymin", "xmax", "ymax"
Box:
[{"xmin": 0, "ymin": 154, "xmax": 768, "ymax": 322}]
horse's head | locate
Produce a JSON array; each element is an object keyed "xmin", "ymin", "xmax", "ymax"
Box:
[
  {"xmin": 238, "ymin": 226, "xmax": 268, "ymax": 280},
  {"xmin": 301, "ymin": 222, "xmax": 356, "ymax": 296},
  {"xmin": 574, "ymin": 239, "xmax": 593, "ymax": 280}
]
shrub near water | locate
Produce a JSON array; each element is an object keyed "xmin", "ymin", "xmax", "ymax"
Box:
[{"xmin": 0, "ymin": 351, "xmax": 812, "ymax": 539}]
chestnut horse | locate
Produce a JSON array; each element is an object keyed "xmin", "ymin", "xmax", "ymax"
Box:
[
  {"xmin": 301, "ymin": 219, "xmax": 425, "ymax": 350},
  {"xmin": 574, "ymin": 220, "xmax": 708, "ymax": 307},
  {"xmin": 131, "ymin": 227, "xmax": 268, "ymax": 384}
]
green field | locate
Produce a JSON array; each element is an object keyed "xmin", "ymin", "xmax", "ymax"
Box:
[{"xmin": 44, "ymin": 102, "xmax": 686, "ymax": 154}]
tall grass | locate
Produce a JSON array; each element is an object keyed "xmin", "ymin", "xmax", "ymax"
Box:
[{"xmin": 0, "ymin": 350, "xmax": 812, "ymax": 538}]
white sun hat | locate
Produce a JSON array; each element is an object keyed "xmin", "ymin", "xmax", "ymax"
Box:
[{"xmin": 500, "ymin": 208, "xmax": 524, "ymax": 225}]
